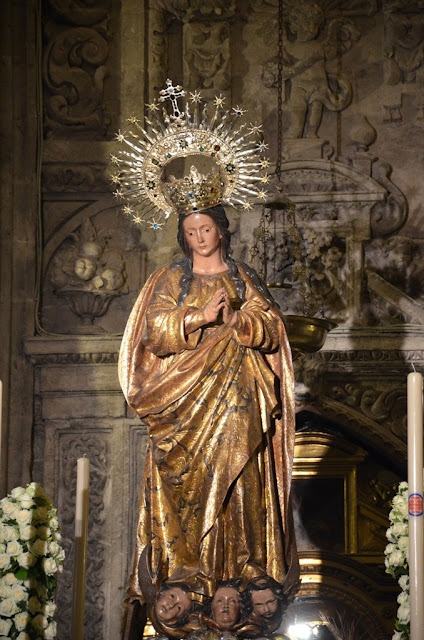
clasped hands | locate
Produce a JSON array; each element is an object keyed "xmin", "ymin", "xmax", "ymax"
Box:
[{"xmin": 202, "ymin": 288, "xmax": 237, "ymax": 326}]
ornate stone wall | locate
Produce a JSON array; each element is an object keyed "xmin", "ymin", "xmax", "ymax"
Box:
[{"xmin": 1, "ymin": 0, "xmax": 424, "ymax": 637}]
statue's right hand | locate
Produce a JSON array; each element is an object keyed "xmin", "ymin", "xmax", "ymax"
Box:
[{"xmin": 202, "ymin": 288, "xmax": 226, "ymax": 324}]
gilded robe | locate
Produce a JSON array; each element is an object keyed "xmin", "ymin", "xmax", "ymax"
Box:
[{"xmin": 119, "ymin": 263, "xmax": 299, "ymax": 602}]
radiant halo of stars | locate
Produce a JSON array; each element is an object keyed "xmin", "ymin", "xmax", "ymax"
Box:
[{"xmin": 110, "ymin": 79, "xmax": 270, "ymax": 229}]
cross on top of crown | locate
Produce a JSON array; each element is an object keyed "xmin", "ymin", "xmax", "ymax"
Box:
[{"xmin": 159, "ymin": 79, "xmax": 186, "ymax": 120}]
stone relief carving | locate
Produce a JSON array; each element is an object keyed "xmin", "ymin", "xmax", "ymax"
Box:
[
  {"xmin": 364, "ymin": 235, "xmax": 424, "ymax": 324},
  {"xmin": 42, "ymin": 163, "xmax": 110, "ymax": 192},
  {"xmin": 56, "ymin": 434, "xmax": 109, "ymax": 640},
  {"xmin": 262, "ymin": 1, "xmax": 360, "ymax": 138},
  {"xmin": 327, "ymin": 382, "xmax": 406, "ymax": 440},
  {"xmin": 183, "ymin": 22, "xmax": 231, "ymax": 93},
  {"xmin": 244, "ymin": 150, "xmax": 406, "ymax": 326},
  {"xmin": 344, "ymin": 116, "xmax": 409, "ymax": 237},
  {"xmin": 148, "ymin": 7, "xmax": 169, "ymax": 97},
  {"xmin": 43, "ymin": 23, "xmax": 111, "ymax": 136},
  {"xmin": 151, "ymin": 0, "xmax": 237, "ymax": 22},
  {"xmin": 49, "ymin": 217, "xmax": 127, "ymax": 333},
  {"xmin": 383, "ymin": 3, "xmax": 424, "ymax": 123},
  {"xmin": 46, "ymin": 0, "xmax": 111, "ymax": 26}
]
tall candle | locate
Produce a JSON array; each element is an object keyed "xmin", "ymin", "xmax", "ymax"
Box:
[
  {"xmin": 407, "ymin": 372, "xmax": 424, "ymax": 640},
  {"xmin": 71, "ymin": 456, "xmax": 90, "ymax": 640}
]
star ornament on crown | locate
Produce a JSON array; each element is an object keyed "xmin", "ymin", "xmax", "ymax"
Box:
[{"xmin": 110, "ymin": 79, "xmax": 270, "ymax": 229}]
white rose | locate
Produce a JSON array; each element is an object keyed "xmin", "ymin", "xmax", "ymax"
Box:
[
  {"xmin": 15, "ymin": 510, "xmax": 33, "ymax": 526},
  {"xmin": 31, "ymin": 614, "xmax": 48, "ymax": 631},
  {"xmin": 0, "ymin": 524, "xmax": 18, "ymax": 542},
  {"xmin": 0, "ymin": 543, "xmax": 5, "ymax": 552},
  {"xmin": 44, "ymin": 621, "xmax": 57, "ymax": 639},
  {"xmin": 19, "ymin": 525, "xmax": 37, "ymax": 541},
  {"xmin": 392, "ymin": 497, "xmax": 408, "ymax": 517},
  {"xmin": 31, "ymin": 539, "xmax": 47, "ymax": 557},
  {"xmin": 385, "ymin": 543, "xmax": 396, "ymax": 555},
  {"xmin": 386, "ymin": 526, "xmax": 395, "ymax": 542},
  {"xmin": 397, "ymin": 591, "xmax": 409, "ymax": 604},
  {"xmin": 28, "ymin": 595, "xmax": 42, "ymax": 614},
  {"xmin": 0, "ymin": 597, "xmax": 20, "ymax": 616},
  {"xmin": 397, "ymin": 536, "xmax": 409, "ymax": 552},
  {"xmin": 1, "ymin": 500, "xmax": 19, "ymax": 519},
  {"xmin": 392, "ymin": 632, "xmax": 403, "ymax": 640},
  {"xmin": 389, "ymin": 549, "xmax": 405, "ymax": 566},
  {"xmin": 392, "ymin": 493, "xmax": 407, "ymax": 507},
  {"xmin": 17, "ymin": 552, "xmax": 36, "ymax": 568},
  {"xmin": 398, "ymin": 481, "xmax": 408, "ymax": 492},
  {"xmin": 0, "ymin": 585, "xmax": 12, "ymax": 598},
  {"xmin": 397, "ymin": 603, "xmax": 410, "ymax": 623},
  {"xmin": 48, "ymin": 541, "xmax": 61, "ymax": 556},
  {"xmin": 44, "ymin": 601, "xmax": 57, "ymax": 617},
  {"xmin": 14, "ymin": 611, "xmax": 30, "ymax": 631},
  {"xmin": 6, "ymin": 540, "xmax": 23, "ymax": 557},
  {"xmin": 386, "ymin": 523, "xmax": 409, "ymax": 543},
  {"xmin": 0, "ymin": 553, "xmax": 11, "ymax": 571},
  {"xmin": 10, "ymin": 487, "xmax": 26, "ymax": 499},
  {"xmin": 11, "ymin": 583, "xmax": 28, "ymax": 601},
  {"xmin": 398, "ymin": 574, "xmax": 409, "ymax": 591},
  {"xmin": 42, "ymin": 557, "xmax": 58, "ymax": 575},
  {"xmin": 20, "ymin": 495, "xmax": 35, "ymax": 510},
  {"xmin": 49, "ymin": 517, "xmax": 59, "ymax": 530},
  {"xmin": 0, "ymin": 619, "xmax": 13, "ymax": 636},
  {"xmin": 3, "ymin": 572, "xmax": 18, "ymax": 586}
]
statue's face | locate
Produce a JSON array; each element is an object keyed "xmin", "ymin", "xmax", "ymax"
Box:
[
  {"xmin": 251, "ymin": 588, "xmax": 279, "ymax": 618},
  {"xmin": 182, "ymin": 213, "xmax": 222, "ymax": 260},
  {"xmin": 155, "ymin": 586, "xmax": 191, "ymax": 625},
  {"xmin": 211, "ymin": 586, "xmax": 240, "ymax": 630}
]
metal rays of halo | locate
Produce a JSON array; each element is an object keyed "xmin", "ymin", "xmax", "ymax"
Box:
[{"xmin": 110, "ymin": 80, "xmax": 271, "ymax": 229}]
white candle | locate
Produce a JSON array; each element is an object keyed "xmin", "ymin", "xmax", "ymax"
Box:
[
  {"xmin": 71, "ymin": 456, "xmax": 90, "ymax": 640},
  {"xmin": 407, "ymin": 372, "xmax": 424, "ymax": 640}
]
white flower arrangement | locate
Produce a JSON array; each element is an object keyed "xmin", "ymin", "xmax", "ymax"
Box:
[
  {"xmin": 385, "ymin": 481, "xmax": 410, "ymax": 640},
  {"xmin": 0, "ymin": 483, "xmax": 64, "ymax": 639}
]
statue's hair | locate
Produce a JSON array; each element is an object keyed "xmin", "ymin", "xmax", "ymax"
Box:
[{"xmin": 174, "ymin": 205, "xmax": 246, "ymax": 305}]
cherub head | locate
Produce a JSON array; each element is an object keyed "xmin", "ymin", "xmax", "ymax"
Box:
[
  {"xmin": 154, "ymin": 583, "xmax": 192, "ymax": 627},
  {"xmin": 288, "ymin": 1, "xmax": 324, "ymax": 41},
  {"xmin": 211, "ymin": 583, "xmax": 241, "ymax": 630}
]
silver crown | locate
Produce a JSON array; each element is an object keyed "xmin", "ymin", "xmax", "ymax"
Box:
[{"xmin": 110, "ymin": 80, "xmax": 270, "ymax": 229}]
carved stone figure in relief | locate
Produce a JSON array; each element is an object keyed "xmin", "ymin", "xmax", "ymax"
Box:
[
  {"xmin": 184, "ymin": 22, "xmax": 231, "ymax": 92},
  {"xmin": 263, "ymin": 0, "xmax": 359, "ymax": 138},
  {"xmin": 383, "ymin": 8, "xmax": 424, "ymax": 123}
]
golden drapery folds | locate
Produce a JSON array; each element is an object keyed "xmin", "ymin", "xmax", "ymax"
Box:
[{"xmin": 119, "ymin": 263, "xmax": 299, "ymax": 604}]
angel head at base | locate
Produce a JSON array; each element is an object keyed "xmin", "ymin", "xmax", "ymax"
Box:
[{"xmin": 152, "ymin": 576, "xmax": 289, "ymax": 638}]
